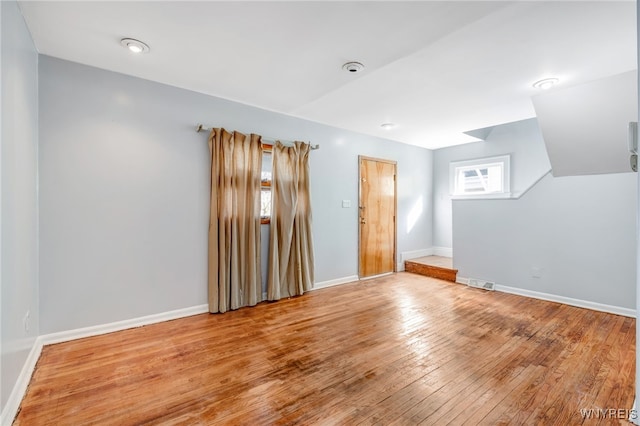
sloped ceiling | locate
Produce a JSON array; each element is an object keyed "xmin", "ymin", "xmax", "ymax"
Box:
[
  {"xmin": 18, "ymin": 1, "xmax": 637, "ymax": 149},
  {"xmin": 532, "ymin": 70, "xmax": 638, "ymax": 177}
]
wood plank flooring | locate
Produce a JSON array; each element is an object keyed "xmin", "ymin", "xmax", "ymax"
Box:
[
  {"xmin": 408, "ymin": 256, "xmax": 454, "ymax": 269},
  {"xmin": 14, "ymin": 273, "xmax": 635, "ymax": 425}
]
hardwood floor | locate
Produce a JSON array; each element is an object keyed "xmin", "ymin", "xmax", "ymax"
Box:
[
  {"xmin": 15, "ymin": 273, "xmax": 635, "ymax": 425},
  {"xmin": 407, "ymin": 256, "xmax": 454, "ymax": 269}
]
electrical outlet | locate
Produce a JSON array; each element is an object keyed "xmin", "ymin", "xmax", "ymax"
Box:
[{"xmin": 23, "ymin": 310, "xmax": 30, "ymax": 334}]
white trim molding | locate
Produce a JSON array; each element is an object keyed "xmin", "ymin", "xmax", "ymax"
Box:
[
  {"xmin": 450, "ymin": 154, "xmax": 511, "ymax": 198},
  {"xmin": 399, "ymin": 249, "xmax": 434, "ymax": 272},
  {"xmin": 433, "ymin": 247, "xmax": 453, "ymax": 258},
  {"xmin": 452, "ymin": 170, "xmax": 552, "ymax": 201},
  {"xmin": 1, "ymin": 304, "xmax": 209, "ymax": 425},
  {"xmin": 1, "ymin": 339, "xmax": 43, "ymax": 426},
  {"xmin": 457, "ymin": 276, "xmax": 635, "ymax": 318},
  {"xmin": 399, "ymin": 247, "xmax": 452, "ymax": 271},
  {"xmin": 456, "ymin": 276, "xmax": 470, "ymax": 285},
  {"xmin": 401, "ymin": 248, "xmax": 434, "ymax": 263},
  {"xmin": 496, "ymin": 284, "xmax": 635, "ymax": 318},
  {"xmin": 313, "ymin": 275, "xmax": 359, "ymax": 291},
  {"xmin": 401, "ymin": 247, "xmax": 453, "ymax": 262},
  {"xmin": 40, "ymin": 304, "xmax": 209, "ymax": 346}
]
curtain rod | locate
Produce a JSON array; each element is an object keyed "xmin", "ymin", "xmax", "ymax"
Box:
[{"xmin": 196, "ymin": 124, "xmax": 319, "ymax": 150}]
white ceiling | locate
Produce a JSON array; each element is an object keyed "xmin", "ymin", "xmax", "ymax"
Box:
[
  {"xmin": 18, "ymin": 1, "xmax": 637, "ymax": 149},
  {"xmin": 533, "ymin": 70, "xmax": 638, "ymax": 176}
]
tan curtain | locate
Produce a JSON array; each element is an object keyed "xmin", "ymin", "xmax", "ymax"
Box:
[
  {"xmin": 208, "ymin": 128, "xmax": 263, "ymax": 313},
  {"xmin": 267, "ymin": 141, "xmax": 315, "ymax": 300}
]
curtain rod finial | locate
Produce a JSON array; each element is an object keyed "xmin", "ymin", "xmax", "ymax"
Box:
[{"xmin": 196, "ymin": 124, "xmax": 203, "ymax": 133}]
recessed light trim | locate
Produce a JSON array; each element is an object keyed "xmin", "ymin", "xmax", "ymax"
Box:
[
  {"xmin": 533, "ymin": 78, "xmax": 559, "ymax": 90},
  {"xmin": 380, "ymin": 123, "xmax": 396, "ymax": 130},
  {"xmin": 342, "ymin": 61, "xmax": 364, "ymax": 73},
  {"xmin": 120, "ymin": 38, "xmax": 150, "ymax": 54}
]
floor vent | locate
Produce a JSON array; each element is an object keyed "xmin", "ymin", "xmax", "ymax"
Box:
[{"xmin": 468, "ymin": 279, "xmax": 495, "ymax": 291}]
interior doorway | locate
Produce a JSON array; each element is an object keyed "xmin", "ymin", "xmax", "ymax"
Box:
[{"xmin": 358, "ymin": 156, "xmax": 397, "ymax": 278}]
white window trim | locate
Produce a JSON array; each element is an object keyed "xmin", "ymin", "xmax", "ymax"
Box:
[{"xmin": 449, "ymin": 155, "xmax": 511, "ymax": 200}]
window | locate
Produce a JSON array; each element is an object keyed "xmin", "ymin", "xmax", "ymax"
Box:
[
  {"xmin": 450, "ymin": 155, "xmax": 510, "ymax": 198},
  {"xmin": 261, "ymin": 149, "xmax": 272, "ymax": 224}
]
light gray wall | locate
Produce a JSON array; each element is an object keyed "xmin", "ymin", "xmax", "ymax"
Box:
[
  {"xmin": 432, "ymin": 118, "xmax": 551, "ymax": 249},
  {"xmin": 1, "ymin": 0, "xmax": 39, "ymax": 411},
  {"xmin": 635, "ymin": 0, "xmax": 639, "ymax": 416},
  {"xmin": 453, "ymin": 172, "xmax": 637, "ymax": 309},
  {"xmin": 38, "ymin": 56, "xmax": 433, "ymax": 334},
  {"xmin": 532, "ymin": 71, "xmax": 637, "ymax": 177}
]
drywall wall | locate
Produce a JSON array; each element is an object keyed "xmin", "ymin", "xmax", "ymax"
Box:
[
  {"xmin": 453, "ymin": 172, "xmax": 636, "ymax": 309},
  {"xmin": 1, "ymin": 0, "xmax": 39, "ymax": 412},
  {"xmin": 432, "ymin": 118, "xmax": 551, "ymax": 249},
  {"xmin": 635, "ymin": 4, "xmax": 640, "ymax": 419},
  {"xmin": 38, "ymin": 56, "xmax": 433, "ymax": 334},
  {"xmin": 532, "ymin": 70, "xmax": 637, "ymax": 177}
]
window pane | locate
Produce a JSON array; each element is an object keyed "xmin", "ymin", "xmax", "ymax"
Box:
[
  {"xmin": 453, "ymin": 162, "xmax": 505, "ymax": 195},
  {"xmin": 261, "ymin": 189, "xmax": 271, "ymax": 218},
  {"xmin": 261, "ymin": 171, "xmax": 272, "ymax": 185},
  {"xmin": 262, "ymin": 152, "xmax": 272, "ymax": 186},
  {"xmin": 458, "ymin": 169, "xmax": 480, "ymax": 193},
  {"xmin": 486, "ymin": 165, "xmax": 502, "ymax": 192},
  {"xmin": 261, "ymin": 151, "xmax": 272, "ymax": 223}
]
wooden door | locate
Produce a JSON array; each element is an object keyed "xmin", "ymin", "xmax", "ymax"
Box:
[{"xmin": 359, "ymin": 156, "xmax": 397, "ymax": 278}]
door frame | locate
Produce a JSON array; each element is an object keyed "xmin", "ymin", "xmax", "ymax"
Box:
[{"xmin": 358, "ymin": 155, "xmax": 398, "ymax": 278}]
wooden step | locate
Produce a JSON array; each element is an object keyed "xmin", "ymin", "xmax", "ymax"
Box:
[{"xmin": 405, "ymin": 257, "xmax": 458, "ymax": 282}]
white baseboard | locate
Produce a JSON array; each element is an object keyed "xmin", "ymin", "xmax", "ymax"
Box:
[
  {"xmin": 401, "ymin": 248, "xmax": 434, "ymax": 262},
  {"xmin": 1, "ymin": 304, "xmax": 210, "ymax": 425},
  {"xmin": 313, "ymin": 275, "xmax": 359, "ymax": 290},
  {"xmin": 1, "ymin": 339, "xmax": 43, "ymax": 426},
  {"xmin": 433, "ymin": 247, "xmax": 453, "ymax": 258},
  {"xmin": 262, "ymin": 275, "xmax": 359, "ymax": 298},
  {"xmin": 40, "ymin": 304, "xmax": 209, "ymax": 346},
  {"xmin": 399, "ymin": 248, "xmax": 436, "ymax": 271},
  {"xmin": 496, "ymin": 284, "xmax": 635, "ymax": 318},
  {"xmin": 399, "ymin": 247, "xmax": 453, "ymax": 270},
  {"xmin": 456, "ymin": 276, "xmax": 635, "ymax": 318}
]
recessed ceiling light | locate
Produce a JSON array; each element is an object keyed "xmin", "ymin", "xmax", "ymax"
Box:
[
  {"xmin": 342, "ymin": 61, "xmax": 364, "ymax": 73},
  {"xmin": 120, "ymin": 38, "xmax": 150, "ymax": 54},
  {"xmin": 532, "ymin": 78, "xmax": 559, "ymax": 90},
  {"xmin": 380, "ymin": 123, "xmax": 396, "ymax": 130}
]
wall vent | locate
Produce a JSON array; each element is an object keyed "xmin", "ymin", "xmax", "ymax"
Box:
[{"xmin": 468, "ymin": 279, "xmax": 495, "ymax": 291}]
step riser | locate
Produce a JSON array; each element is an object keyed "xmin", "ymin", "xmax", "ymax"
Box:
[{"xmin": 405, "ymin": 261, "xmax": 457, "ymax": 282}]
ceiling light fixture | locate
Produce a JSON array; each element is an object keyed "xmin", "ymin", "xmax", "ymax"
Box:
[
  {"xmin": 532, "ymin": 78, "xmax": 559, "ymax": 90},
  {"xmin": 120, "ymin": 38, "xmax": 150, "ymax": 54},
  {"xmin": 380, "ymin": 123, "xmax": 396, "ymax": 130},
  {"xmin": 342, "ymin": 61, "xmax": 364, "ymax": 73}
]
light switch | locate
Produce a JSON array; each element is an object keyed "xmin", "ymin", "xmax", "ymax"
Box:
[{"xmin": 342, "ymin": 200, "xmax": 351, "ymax": 208}]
